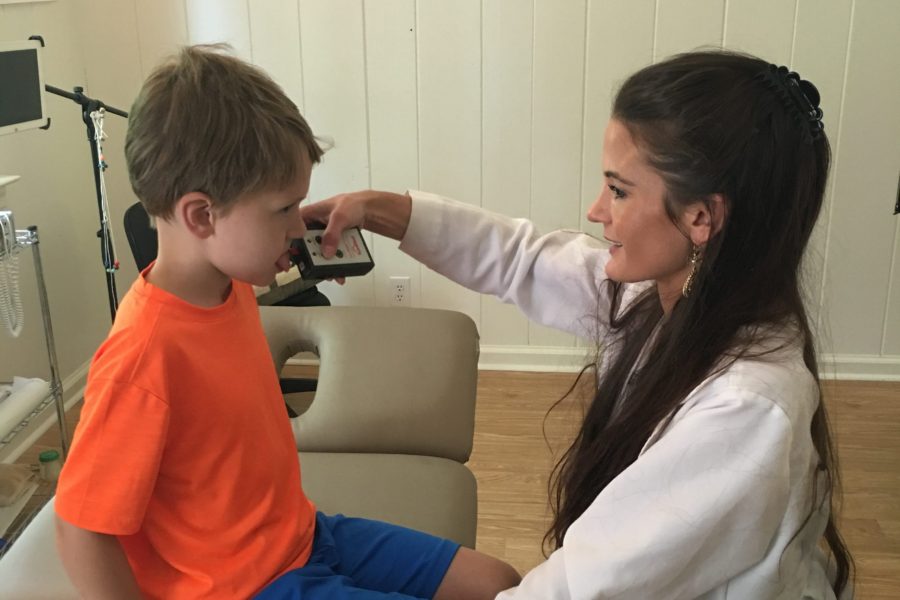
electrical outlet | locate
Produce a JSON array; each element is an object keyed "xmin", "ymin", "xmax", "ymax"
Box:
[{"xmin": 389, "ymin": 276, "xmax": 411, "ymax": 307}]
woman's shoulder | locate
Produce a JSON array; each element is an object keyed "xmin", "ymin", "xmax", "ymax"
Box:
[{"xmin": 686, "ymin": 332, "xmax": 819, "ymax": 426}]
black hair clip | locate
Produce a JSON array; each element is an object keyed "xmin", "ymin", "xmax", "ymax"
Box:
[{"xmin": 756, "ymin": 64, "xmax": 825, "ymax": 144}]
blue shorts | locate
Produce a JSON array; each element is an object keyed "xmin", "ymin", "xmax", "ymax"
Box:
[{"xmin": 255, "ymin": 512, "xmax": 461, "ymax": 599}]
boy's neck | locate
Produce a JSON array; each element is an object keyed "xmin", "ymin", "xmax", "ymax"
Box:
[
  {"xmin": 146, "ymin": 227, "xmax": 232, "ymax": 308},
  {"xmin": 146, "ymin": 259, "xmax": 232, "ymax": 308}
]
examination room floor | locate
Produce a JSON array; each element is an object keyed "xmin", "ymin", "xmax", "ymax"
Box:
[{"xmin": 11, "ymin": 369, "xmax": 900, "ymax": 599}]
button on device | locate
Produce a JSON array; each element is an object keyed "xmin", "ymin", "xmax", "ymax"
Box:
[
  {"xmin": 315, "ymin": 235, "xmax": 322, "ymax": 244},
  {"xmin": 335, "ymin": 249, "xmax": 344, "ymax": 258}
]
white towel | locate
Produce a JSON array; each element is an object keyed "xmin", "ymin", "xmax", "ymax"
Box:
[{"xmin": 0, "ymin": 377, "xmax": 50, "ymax": 440}]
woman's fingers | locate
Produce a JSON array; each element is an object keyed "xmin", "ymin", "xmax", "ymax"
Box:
[{"xmin": 299, "ymin": 194, "xmax": 366, "ymax": 258}]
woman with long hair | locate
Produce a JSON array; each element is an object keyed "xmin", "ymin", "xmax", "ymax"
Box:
[{"xmin": 302, "ymin": 50, "xmax": 854, "ymax": 599}]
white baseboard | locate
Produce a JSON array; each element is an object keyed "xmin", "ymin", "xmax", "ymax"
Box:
[
  {"xmin": 819, "ymin": 354, "xmax": 900, "ymax": 381},
  {"xmin": 478, "ymin": 346, "xmax": 900, "ymax": 381},
  {"xmin": 283, "ymin": 347, "xmax": 900, "ymax": 381}
]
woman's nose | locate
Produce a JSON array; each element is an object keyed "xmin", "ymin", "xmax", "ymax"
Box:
[{"xmin": 586, "ymin": 190, "xmax": 610, "ymax": 224}]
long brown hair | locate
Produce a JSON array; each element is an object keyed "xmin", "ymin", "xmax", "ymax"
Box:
[{"xmin": 546, "ymin": 50, "xmax": 853, "ymax": 595}]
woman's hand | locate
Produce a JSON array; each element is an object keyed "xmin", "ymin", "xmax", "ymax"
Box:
[{"xmin": 299, "ymin": 190, "xmax": 412, "ymax": 258}]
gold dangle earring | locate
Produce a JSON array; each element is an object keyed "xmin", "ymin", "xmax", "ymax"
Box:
[{"xmin": 682, "ymin": 244, "xmax": 702, "ymax": 298}]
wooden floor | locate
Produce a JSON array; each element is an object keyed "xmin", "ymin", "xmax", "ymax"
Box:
[
  {"xmin": 468, "ymin": 373, "xmax": 900, "ymax": 599},
  {"xmin": 9, "ymin": 370, "xmax": 899, "ymax": 598}
]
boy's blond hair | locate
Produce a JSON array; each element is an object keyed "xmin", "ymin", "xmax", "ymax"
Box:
[{"xmin": 125, "ymin": 44, "xmax": 323, "ymax": 219}]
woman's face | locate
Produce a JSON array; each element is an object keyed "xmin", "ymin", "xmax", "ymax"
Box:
[{"xmin": 586, "ymin": 119, "xmax": 693, "ymax": 302}]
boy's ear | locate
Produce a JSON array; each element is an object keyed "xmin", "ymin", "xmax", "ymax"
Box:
[
  {"xmin": 176, "ymin": 192, "xmax": 216, "ymax": 239},
  {"xmin": 681, "ymin": 193, "xmax": 727, "ymax": 246}
]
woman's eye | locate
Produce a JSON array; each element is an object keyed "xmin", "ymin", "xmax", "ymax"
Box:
[{"xmin": 609, "ymin": 185, "xmax": 626, "ymax": 199}]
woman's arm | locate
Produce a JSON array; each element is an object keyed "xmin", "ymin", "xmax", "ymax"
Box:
[
  {"xmin": 300, "ymin": 190, "xmax": 613, "ymax": 337},
  {"xmin": 56, "ymin": 513, "xmax": 143, "ymax": 599},
  {"xmin": 299, "ymin": 190, "xmax": 412, "ymax": 253}
]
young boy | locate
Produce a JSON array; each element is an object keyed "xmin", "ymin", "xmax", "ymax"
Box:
[{"xmin": 54, "ymin": 45, "xmax": 519, "ymax": 599}]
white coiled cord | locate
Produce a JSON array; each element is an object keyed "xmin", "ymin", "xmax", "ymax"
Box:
[{"xmin": 0, "ymin": 213, "xmax": 24, "ymax": 337}]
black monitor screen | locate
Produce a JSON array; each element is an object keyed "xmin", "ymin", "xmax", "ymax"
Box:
[{"xmin": 0, "ymin": 48, "xmax": 43, "ymax": 128}]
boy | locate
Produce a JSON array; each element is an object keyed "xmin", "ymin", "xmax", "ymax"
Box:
[{"xmin": 54, "ymin": 45, "xmax": 519, "ymax": 599}]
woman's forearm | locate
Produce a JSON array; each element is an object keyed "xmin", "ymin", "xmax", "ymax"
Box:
[{"xmin": 361, "ymin": 191, "xmax": 412, "ymax": 240}]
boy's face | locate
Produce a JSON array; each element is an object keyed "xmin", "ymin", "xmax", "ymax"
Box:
[{"xmin": 206, "ymin": 153, "xmax": 311, "ymax": 287}]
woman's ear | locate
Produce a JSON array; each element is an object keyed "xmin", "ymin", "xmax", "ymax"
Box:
[
  {"xmin": 681, "ymin": 193, "xmax": 727, "ymax": 246},
  {"xmin": 176, "ymin": 193, "xmax": 216, "ymax": 239}
]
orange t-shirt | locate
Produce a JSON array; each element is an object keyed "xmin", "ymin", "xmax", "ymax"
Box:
[{"xmin": 55, "ymin": 272, "xmax": 316, "ymax": 599}]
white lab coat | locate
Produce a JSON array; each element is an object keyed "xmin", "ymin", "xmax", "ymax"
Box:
[{"xmin": 400, "ymin": 191, "xmax": 838, "ymax": 600}]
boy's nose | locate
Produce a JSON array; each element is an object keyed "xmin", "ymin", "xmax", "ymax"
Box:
[{"xmin": 289, "ymin": 215, "xmax": 307, "ymax": 239}]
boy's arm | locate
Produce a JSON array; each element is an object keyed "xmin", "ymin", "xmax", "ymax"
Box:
[{"xmin": 55, "ymin": 514, "xmax": 143, "ymax": 599}]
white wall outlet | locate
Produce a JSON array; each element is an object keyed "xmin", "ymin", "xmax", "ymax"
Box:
[{"xmin": 389, "ymin": 276, "xmax": 412, "ymax": 307}]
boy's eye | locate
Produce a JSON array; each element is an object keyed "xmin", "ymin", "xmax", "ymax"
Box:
[
  {"xmin": 609, "ymin": 185, "xmax": 626, "ymax": 199},
  {"xmin": 281, "ymin": 203, "xmax": 296, "ymax": 213}
]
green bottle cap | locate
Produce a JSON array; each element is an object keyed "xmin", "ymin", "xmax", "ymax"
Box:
[{"xmin": 39, "ymin": 450, "xmax": 60, "ymax": 463}]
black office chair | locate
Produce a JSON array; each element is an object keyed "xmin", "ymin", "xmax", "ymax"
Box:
[{"xmin": 123, "ymin": 202, "xmax": 325, "ymax": 412}]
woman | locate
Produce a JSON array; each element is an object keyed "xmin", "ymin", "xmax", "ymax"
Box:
[{"xmin": 301, "ymin": 50, "xmax": 854, "ymax": 599}]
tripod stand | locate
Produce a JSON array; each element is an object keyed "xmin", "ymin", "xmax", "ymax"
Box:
[{"xmin": 44, "ymin": 84, "xmax": 128, "ymax": 322}]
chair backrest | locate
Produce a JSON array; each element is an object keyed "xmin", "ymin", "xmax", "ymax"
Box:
[{"xmin": 123, "ymin": 202, "xmax": 157, "ymax": 271}]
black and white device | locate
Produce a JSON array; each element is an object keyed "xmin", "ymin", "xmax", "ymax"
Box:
[
  {"xmin": 291, "ymin": 226, "xmax": 374, "ymax": 279},
  {"xmin": 0, "ymin": 38, "xmax": 48, "ymax": 136}
]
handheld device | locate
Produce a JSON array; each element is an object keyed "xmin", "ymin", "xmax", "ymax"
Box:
[{"xmin": 290, "ymin": 226, "xmax": 374, "ymax": 279}]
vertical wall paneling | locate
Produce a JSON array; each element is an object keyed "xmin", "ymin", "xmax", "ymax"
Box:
[
  {"xmin": 185, "ymin": 0, "xmax": 252, "ymax": 60},
  {"xmin": 792, "ymin": 0, "xmax": 853, "ymax": 336},
  {"xmin": 480, "ymin": 0, "xmax": 532, "ymax": 345},
  {"xmin": 363, "ymin": 0, "xmax": 423, "ymax": 308},
  {"xmin": 886, "ymin": 217, "xmax": 900, "ymax": 354},
  {"xmin": 653, "ymin": 0, "xmax": 725, "ymax": 61},
  {"xmin": 723, "ymin": 0, "xmax": 795, "ymax": 66},
  {"xmin": 871, "ymin": 0, "xmax": 900, "ymax": 355},
  {"xmin": 416, "ymin": 0, "xmax": 482, "ymax": 322},
  {"xmin": 298, "ymin": 0, "xmax": 373, "ymax": 306},
  {"xmin": 247, "ymin": 0, "xmax": 304, "ymax": 111},
  {"xmin": 2, "ymin": 0, "xmax": 898, "ymax": 378},
  {"xmin": 134, "ymin": 0, "xmax": 189, "ymax": 80},
  {"xmin": 528, "ymin": 0, "xmax": 585, "ymax": 347},
  {"xmin": 821, "ymin": 0, "xmax": 900, "ymax": 355}
]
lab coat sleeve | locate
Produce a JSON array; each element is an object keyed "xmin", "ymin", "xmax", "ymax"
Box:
[
  {"xmin": 497, "ymin": 389, "xmax": 794, "ymax": 600},
  {"xmin": 399, "ymin": 190, "xmax": 613, "ymax": 338}
]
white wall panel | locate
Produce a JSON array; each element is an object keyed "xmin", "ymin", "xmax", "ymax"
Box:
[
  {"xmin": 792, "ymin": 0, "xmax": 853, "ymax": 336},
  {"xmin": 654, "ymin": 0, "xmax": 725, "ymax": 60},
  {"xmin": 480, "ymin": 0, "xmax": 532, "ymax": 345},
  {"xmin": 528, "ymin": 0, "xmax": 585, "ymax": 347},
  {"xmin": 886, "ymin": 218, "xmax": 900, "ymax": 355},
  {"xmin": 363, "ymin": 0, "xmax": 423, "ymax": 308},
  {"xmin": 416, "ymin": 0, "xmax": 481, "ymax": 323},
  {"xmin": 247, "ymin": 0, "xmax": 304, "ymax": 110},
  {"xmin": 723, "ymin": 0, "xmax": 795, "ymax": 66},
  {"xmin": 134, "ymin": 0, "xmax": 189, "ymax": 80},
  {"xmin": 822, "ymin": 0, "xmax": 900, "ymax": 355},
  {"xmin": 185, "ymin": 0, "xmax": 252, "ymax": 60},
  {"xmin": 298, "ymin": 0, "xmax": 373, "ymax": 306}
]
